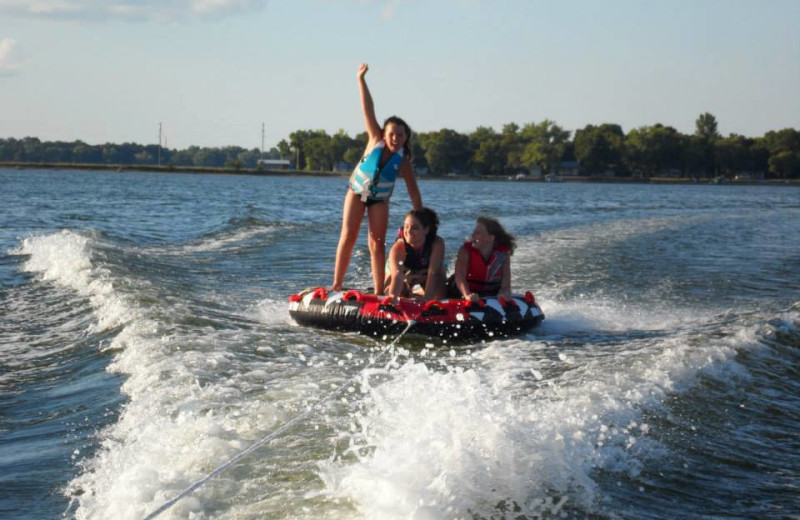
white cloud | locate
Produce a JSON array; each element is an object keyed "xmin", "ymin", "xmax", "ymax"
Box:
[
  {"xmin": 0, "ymin": 0, "xmax": 268, "ymax": 21},
  {"xmin": 0, "ymin": 37, "xmax": 21, "ymax": 74}
]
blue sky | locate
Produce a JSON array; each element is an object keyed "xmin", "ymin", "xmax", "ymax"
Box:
[{"xmin": 1, "ymin": 0, "xmax": 798, "ymax": 150}]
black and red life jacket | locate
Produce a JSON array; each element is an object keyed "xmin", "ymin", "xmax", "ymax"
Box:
[{"xmin": 463, "ymin": 241, "xmax": 509, "ymax": 297}]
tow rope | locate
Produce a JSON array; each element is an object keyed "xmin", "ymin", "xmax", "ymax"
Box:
[{"xmin": 140, "ymin": 320, "xmax": 416, "ymax": 520}]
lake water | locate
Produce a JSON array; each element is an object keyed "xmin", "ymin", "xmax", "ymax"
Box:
[{"xmin": 1, "ymin": 168, "xmax": 799, "ymax": 519}]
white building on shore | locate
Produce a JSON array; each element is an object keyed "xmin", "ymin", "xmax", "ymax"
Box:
[{"xmin": 257, "ymin": 159, "xmax": 293, "ymax": 170}]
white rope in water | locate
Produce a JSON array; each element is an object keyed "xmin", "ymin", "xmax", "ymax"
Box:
[{"xmin": 141, "ymin": 320, "xmax": 416, "ymax": 520}]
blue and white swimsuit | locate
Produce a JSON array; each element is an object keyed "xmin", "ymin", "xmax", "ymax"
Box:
[{"xmin": 349, "ymin": 140, "xmax": 403, "ymax": 203}]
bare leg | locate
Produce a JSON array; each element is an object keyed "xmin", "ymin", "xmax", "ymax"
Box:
[
  {"xmin": 332, "ymin": 191, "xmax": 366, "ymax": 291},
  {"xmin": 366, "ymin": 201, "xmax": 389, "ymax": 295}
]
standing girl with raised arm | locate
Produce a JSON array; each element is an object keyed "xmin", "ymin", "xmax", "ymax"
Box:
[{"xmin": 331, "ymin": 63, "xmax": 422, "ymax": 294}]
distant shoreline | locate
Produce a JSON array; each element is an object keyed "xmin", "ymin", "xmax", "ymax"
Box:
[{"xmin": 2, "ymin": 161, "xmax": 798, "ymax": 186}]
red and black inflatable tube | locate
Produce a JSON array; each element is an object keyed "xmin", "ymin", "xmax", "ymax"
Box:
[{"xmin": 287, "ymin": 287, "xmax": 544, "ymax": 342}]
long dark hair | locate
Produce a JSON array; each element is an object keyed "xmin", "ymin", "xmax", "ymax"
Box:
[
  {"xmin": 406, "ymin": 207, "xmax": 439, "ymax": 238},
  {"xmin": 383, "ymin": 115, "xmax": 413, "ymax": 159},
  {"xmin": 477, "ymin": 216, "xmax": 516, "ymax": 255}
]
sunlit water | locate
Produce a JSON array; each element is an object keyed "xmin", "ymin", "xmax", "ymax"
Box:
[{"xmin": 1, "ymin": 168, "xmax": 798, "ymax": 519}]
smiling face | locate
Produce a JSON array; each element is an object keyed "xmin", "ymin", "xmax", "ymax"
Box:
[
  {"xmin": 471, "ymin": 222, "xmax": 495, "ymax": 252},
  {"xmin": 383, "ymin": 122, "xmax": 408, "ymax": 153},
  {"xmin": 403, "ymin": 215, "xmax": 428, "ymax": 249}
]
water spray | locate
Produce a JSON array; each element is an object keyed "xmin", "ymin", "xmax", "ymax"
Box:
[{"xmin": 140, "ymin": 320, "xmax": 416, "ymax": 520}]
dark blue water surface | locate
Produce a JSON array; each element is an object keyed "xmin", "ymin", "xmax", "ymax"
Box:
[{"xmin": 1, "ymin": 168, "xmax": 799, "ymax": 519}]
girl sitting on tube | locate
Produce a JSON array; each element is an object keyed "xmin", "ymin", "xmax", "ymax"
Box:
[
  {"xmin": 450, "ymin": 217, "xmax": 516, "ymax": 301},
  {"xmin": 385, "ymin": 207, "xmax": 446, "ymax": 300}
]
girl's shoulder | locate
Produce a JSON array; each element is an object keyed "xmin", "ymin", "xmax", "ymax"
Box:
[
  {"xmin": 390, "ymin": 237, "xmax": 407, "ymax": 255},
  {"xmin": 429, "ymin": 236, "xmax": 446, "ymax": 257}
]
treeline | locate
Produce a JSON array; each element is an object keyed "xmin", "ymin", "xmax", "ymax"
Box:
[
  {"xmin": 291, "ymin": 113, "xmax": 796, "ymax": 179},
  {"xmin": 0, "ymin": 138, "xmax": 283, "ymax": 169},
  {"xmin": 3, "ymin": 113, "xmax": 799, "ymax": 178}
]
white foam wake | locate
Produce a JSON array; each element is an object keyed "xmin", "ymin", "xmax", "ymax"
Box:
[
  {"xmin": 163, "ymin": 226, "xmax": 278, "ymax": 254},
  {"xmin": 15, "ymin": 230, "xmax": 135, "ymax": 331},
  {"xmin": 14, "ymin": 230, "xmax": 287, "ymax": 519},
  {"xmin": 320, "ymin": 311, "xmax": 754, "ymax": 519}
]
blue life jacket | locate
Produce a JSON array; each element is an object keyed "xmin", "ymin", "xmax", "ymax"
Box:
[{"xmin": 349, "ymin": 140, "xmax": 404, "ymax": 202}]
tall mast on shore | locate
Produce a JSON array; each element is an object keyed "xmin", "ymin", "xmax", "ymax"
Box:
[
  {"xmin": 261, "ymin": 122, "xmax": 265, "ymax": 162},
  {"xmin": 158, "ymin": 122, "xmax": 162, "ymax": 166}
]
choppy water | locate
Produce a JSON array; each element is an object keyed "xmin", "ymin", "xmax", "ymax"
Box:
[{"xmin": 1, "ymin": 168, "xmax": 799, "ymax": 519}]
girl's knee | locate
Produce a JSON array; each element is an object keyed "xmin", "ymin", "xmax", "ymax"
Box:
[
  {"xmin": 341, "ymin": 233, "xmax": 358, "ymax": 248},
  {"xmin": 368, "ymin": 236, "xmax": 385, "ymax": 251}
]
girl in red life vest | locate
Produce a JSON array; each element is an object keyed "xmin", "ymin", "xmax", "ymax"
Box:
[
  {"xmin": 331, "ymin": 63, "xmax": 423, "ymax": 295},
  {"xmin": 452, "ymin": 217, "xmax": 516, "ymax": 301},
  {"xmin": 385, "ymin": 208, "xmax": 446, "ymax": 300}
]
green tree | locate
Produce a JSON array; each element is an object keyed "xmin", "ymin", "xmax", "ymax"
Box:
[
  {"xmin": 695, "ymin": 112, "xmax": 720, "ymax": 141},
  {"xmin": 519, "ymin": 120, "xmax": 571, "ymax": 175},
  {"xmin": 341, "ymin": 131, "xmax": 370, "ymax": 168},
  {"xmin": 693, "ymin": 112, "xmax": 720, "ymax": 177},
  {"xmin": 680, "ymin": 135, "xmax": 706, "ymax": 178},
  {"xmin": 102, "ymin": 146, "xmax": 121, "ymax": 164},
  {"xmin": 38, "ymin": 143, "xmax": 69, "ymax": 163},
  {"xmin": 288, "ymin": 130, "xmax": 311, "ymax": 170},
  {"xmin": 499, "ymin": 123, "xmax": 524, "ymax": 173},
  {"xmin": 573, "ymin": 124, "xmax": 625, "ymax": 175},
  {"xmin": 410, "ymin": 136, "xmax": 428, "ymax": 171},
  {"xmin": 73, "ymin": 140, "xmax": 102, "ymax": 163},
  {"xmin": 469, "ymin": 126, "xmax": 505, "ymax": 175},
  {"xmin": 170, "ymin": 146, "xmax": 198, "ymax": 166},
  {"xmin": 0, "ymin": 138, "xmax": 12, "ymax": 161},
  {"xmin": 417, "ymin": 129, "xmax": 471, "ymax": 174},
  {"xmin": 330, "ymin": 129, "xmax": 358, "ymax": 170},
  {"xmin": 769, "ymin": 151, "xmax": 800, "ymax": 179},
  {"xmin": 133, "ymin": 150, "xmax": 154, "ymax": 164},
  {"xmin": 21, "ymin": 137, "xmax": 43, "ymax": 161},
  {"xmin": 193, "ymin": 148, "xmax": 225, "ymax": 167},
  {"xmin": 277, "ymin": 139, "xmax": 292, "ymax": 161},
  {"xmin": 303, "ymin": 133, "xmax": 334, "ymax": 170},
  {"xmin": 225, "ymin": 158, "xmax": 243, "ymax": 170},
  {"xmin": 761, "ymin": 128, "xmax": 800, "ymax": 179},
  {"xmin": 624, "ymin": 124, "xmax": 682, "ymax": 177},
  {"xmin": 289, "ymin": 130, "xmax": 330, "ymax": 170},
  {"xmin": 715, "ymin": 134, "xmax": 759, "ymax": 177},
  {"xmin": 343, "ymin": 146, "xmax": 364, "ymax": 167},
  {"xmin": 236, "ymin": 148, "xmax": 261, "ymax": 168},
  {"xmin": 761, "ymin": 128, "xmax": 800, "ymax": 155},
  {"xmin": 116, "ymin": 142, "xmax": 139, "ymax": 164}
]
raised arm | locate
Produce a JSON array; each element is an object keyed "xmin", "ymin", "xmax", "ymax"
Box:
[{"xmin": 357, "ymin": 64, "xmax": 383, "ymax": 142}]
